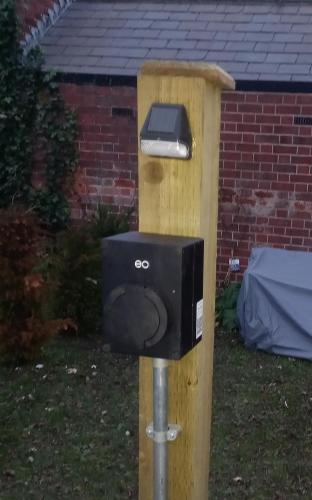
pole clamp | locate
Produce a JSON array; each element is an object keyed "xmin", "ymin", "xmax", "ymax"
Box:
[{"xmin": 146, "ymin": 423, "xmax": 182, "ymax": 443}]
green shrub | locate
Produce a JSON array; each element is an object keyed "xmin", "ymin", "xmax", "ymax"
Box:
[
  {"xmin": 215, "ymin": 282, "xmax": 241, "ymax": 332},
  {"xmin": 0, "ymin": 0, "xmax": 77, "ymax": 229},
  {"xmin": 0, "ymin": 207, "xmax": 73, "ymax": 362},
  {"xmin": 48, "ymin": 206, "xmax": 132, "ymax": 336}
]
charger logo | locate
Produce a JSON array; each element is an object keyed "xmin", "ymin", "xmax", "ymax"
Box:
[{"xmin": 135, "ymin": 259, "xmax": 150, "ymax": 270}]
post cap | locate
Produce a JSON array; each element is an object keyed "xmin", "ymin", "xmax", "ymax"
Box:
[{"xmin": 139, "ymin": 60, "xmax": 235, "ymax": 91}]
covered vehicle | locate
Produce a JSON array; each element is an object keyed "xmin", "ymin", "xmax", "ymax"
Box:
[{"xmin": 237, "ymin": 247, "xmax": 312, "ymax": 361}]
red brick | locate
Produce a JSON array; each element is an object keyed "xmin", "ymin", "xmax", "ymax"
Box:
[
  {"xmin": 271, "ymin": 182, "xmax": 294, "ymax": 191},
  {"xmin": 301, "ymin": 106, "xmax": 312, "ymax": 114},
  {"xmin": 221, "ymin": 132, "xmax": 242, "ymax": 142},
  {"xmin": 279, "ymin": 135, "xmax": 293, "ymax": 145},
  {"xmin": 261, "ymin": 124, "xmax": 274, "ymax": 134},
  {"xmin": 278, "ymin": 155, "xmax": 291, "ymax": 164},
  {"xmin": 222, "ymin": 112, "xmax": 243, "ymax": 123},
  {"xmin": 292, "ymin": 219, "xmax": 305, "ymax": 228},
  {"xmin": 267, "ymin": 235, "xmax": 291, "ymax": 244},
  {"xmin": 296, "ymin": 95, "xmax": 312, "ymax": 105},
  {"xmin": 243, "ymin": 114, "xmax": 256, "ymax": 123},
  {"xmin": 283, "ymin": 95, "xmax": 297, "ymax": 105},
  {"xmin": 297, "ymin": 147, "xmax": 311, "ymax": 155},
  {"xmin": 236, "ymin": 143, "xmax": 260, "ymax": 153},
  {"xmin": 254, "ymin": 153, "xmax": 277, "ymax": 163},
  {"xmin": 298, "ymin": 128, "xmax": 312, "ymax": 137},
  {"xmin": 255, "ymin": 135, "xmax": 280, "ymax": 144},
  {"xmin": 258, "ymin": 94, "xmax": 283, "ymax": 104},
  {"xmin": 238, "ymin": 104, "xmax": 263, "ymax": 113},
  {"xmin": 273, "ymin": 145, "xmax": 297, "ymax": 154},
  {"xmin": 297, "ymin": 166, "xmax": 310, "ymax": 174},
  {"xmin": 274, "ymin": 125, "xmax": 298, "ymax": 135},
  {"xmin": 245, "ymin": 94, "xmax": 258, "ymax": 103},
  {"xmin": 280, "ymin": 116, "xmax": 293, "ymax": 125},
  {"xmin": 286, "ymin": 228, "xmax": 309, "ymax": 237},
  {"xmin": 261, "ymin": 144, "xmax": 273, "ymax": 153},
  {"xmin": 274, "ymin": 164, "xmax": 296, "ymax": 173},
  {"xmin": 222, "ymin": 92, "xmax": 245, "ymax": 102},
  {"xmin": 223, "ymin": 122, "xmax": 237, "ymax": 131},
  {"xmin": 292, "ymin": 156, "xmax": 312, "ymax": 165},
  {"xmin": 276, "ymin": 105, "xmax": 301, "ymax": 114}
]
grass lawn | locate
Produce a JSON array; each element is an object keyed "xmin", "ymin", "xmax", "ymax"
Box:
[{"xmin": 1, "ymin": 331, "xmax": 312, "ymax": 499}]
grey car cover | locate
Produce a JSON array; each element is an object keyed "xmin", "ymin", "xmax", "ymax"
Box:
[{"xmin": 237, "ymin": 247, "xmax": 312, "ymax": 361}]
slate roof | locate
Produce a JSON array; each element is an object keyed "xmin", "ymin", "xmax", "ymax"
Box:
[{"xmin": 40, "ymin": 1, "xmax": 312, "ymax": 82}]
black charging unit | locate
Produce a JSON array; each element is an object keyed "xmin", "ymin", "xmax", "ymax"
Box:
[{"xmin": 102, "ymin": 231, "xmax": 204, "ymax": 360}]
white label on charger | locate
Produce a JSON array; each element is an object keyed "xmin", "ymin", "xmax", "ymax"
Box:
[
  {"xmin": 196, "ymin": 299, "xmax": 204, "ymax": 339},
  {"xmin": 134, "ymin": 259, "xmax": 150, "ymax": 269}
]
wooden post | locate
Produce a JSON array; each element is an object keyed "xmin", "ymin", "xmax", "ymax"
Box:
[{"xmin": 137, "ymin": 61, "xmax": 235, "ymax": 500}]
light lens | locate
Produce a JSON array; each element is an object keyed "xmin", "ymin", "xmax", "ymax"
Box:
[{"xmin": 140, "ymin": 139, "xmax": 189, "ymax": 159}]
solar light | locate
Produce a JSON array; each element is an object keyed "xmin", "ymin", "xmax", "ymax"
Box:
[{"xmin": 140, "ymin": 103, "xmax": 192, "ymax": 159}]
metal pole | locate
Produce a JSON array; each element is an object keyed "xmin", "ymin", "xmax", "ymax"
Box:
[{"xmin": 153, "ymin": 358, "xmax": 169, "ymax": 500}]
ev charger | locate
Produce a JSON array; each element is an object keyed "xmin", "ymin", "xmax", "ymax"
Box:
[{"xmin": 102, "ymin": 231, "xmax": 204, "ymax": 360}]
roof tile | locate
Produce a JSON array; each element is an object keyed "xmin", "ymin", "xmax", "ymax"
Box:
[
  {"xmin": 206, "ymin": 51, "xmax": 235, "ymax": 61},
  {"xmin": 151, "ymin": 21, "xmax": 180, "ymax": 29},
  {"xmin": 297, "ymin": 54, "xmax": 312, "ymax": 64},
  {"xmin": 187, "ymin": 30, "xmax": 216, "ymax": 41},
  {"xmin": 234, "ymin": 23, "xmax": 264, "ymax": 32},
  {"xmin": 283, "ymin": 15, "xmax": 311, "ymax": 23},
  {"xmin": 274, "ymin": 33, "xmax": 303, "ymax": 42},
  {"xmin": 225, "ymin": 13, "xmax": 253, "ymax": 22},
  {"xmin": 144, "ymin": 11, "xmax": 170, "ymax": 20},
  {"xmin": 224, "ymin": 41, "xmax": 256, "ymax": 52},
  {"xmin": 291, "ymin": 23, "xmax": 312, "ymax": 33},
  {"xmin": 266, "ymin": 53, "xmax": 298, "ymax": 63},
  {"xmin": 105, "ymin": 29, "xmax": 135, "ymax": 38},
  {"xmin": 164, "ymin": 4, "xmax": 190, "ymax": 12},
  {"xmin": 254, "ymin": 42, "xmax": 286, "ymax": 52},
  {"xmin": 252, "ymin": 14, "xmax": 281, "ymax": 23},
  {"xmin": 113, "ymin": 3, "xmax": 140, "ymax": 10},
  {"xmin": 97, "ymin": 56, "xmax": 129, "ymax": 68},
  {"xmin": 299, "ymin": 5, "xmax": 312, "ymax": 14},
  {"xmin": 262, "ymin": 22, "xmax": 292, "ymax": 32},
  {"xmin": 216, "ymin": 5, "xmax": 244, "ymax": 14},
  {"xmin": 125, "ymin": 20, "xmax": 153, "ymax": 29},
  {"xmin": 63, "ymin": 46, "xmax": 92, "ymax": 56},
  {"xmin": 161, "ymin": 30, "xmax": 188, "ymax": 40},
  {"xmin": 140, "ymin": 39, "xmax": 168, "ymax": 49},
  {"xmin": 147, "ymin": 48, "xmax": 178, "ymax": 59},
  {"xmin": 189, "ymin": 4, "xmax": 219, "ymax": 13},
  {"xmin": 179, "ymin": 21, "xmax": 207, "ymax": 30},
  {"xmin": 285, "ymin": 42, "xmax": 312, "ymax": 53},
  {"xmin": 214, "ymin": 31, "xmax": 245, "ymax": 41},
  {"xmin": 91, "ymin": 47, "xmax": 148, "ymax": 58},
  {"xmin": 200, "ymin": 13, "xmax": 226, "ymax": 22},
  {"xmin": 245, "ymin": 32, "xmax": 274, "ymax": 42},
  {"xmin": 176, "ymin": 49, "xmax": 207, "ymax": 60},
  {"xmin": 273, "ymin": 5, "xmax": 299, "ymax": 14},
  {"xmin": 235, "ymin": 52, "xmax": 267, "ymax": 63},
  {"xmin": 79, "ymin": 28, "xmax": 106, "ymax": 37},
  {"xmin": 133, "ymin": 29, "xmax": 161, "ymax": 38},
  {"xmin": 248, "ymin": 62, "xmax": 279, "ymax": 73},
  {"xmin": 168, "ymin": 40, "xmax": 196, "ymax": 49},
  {"xmin": 243, "ymin": 5, "xmax": 271, "ymax": 14},
  {"xmin": 196, "ymin": 40, "xmax": 226, "ymax": 51},
  {"xmin": 40, "ymin": 1, "xmax": 312, "ymax": 83},
  {"xmin": 168, "ymin": 12, "xmax": 197, "ymax": 21},
  {"xmin": 278, "ymin": 63, "xmax": 311, "ymax": 74}
]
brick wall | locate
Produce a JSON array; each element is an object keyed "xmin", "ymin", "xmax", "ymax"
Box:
[
  {"xmin": 219, "ymin": 91, "xmax": 312, "ymax": 283},
  {"xmin": 60, "ymin": 82, "xmax": 312, "ymax": 284},
  {"xmin": 60, "ymin": 83, "xmax": 138, "ymax": 220}
]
